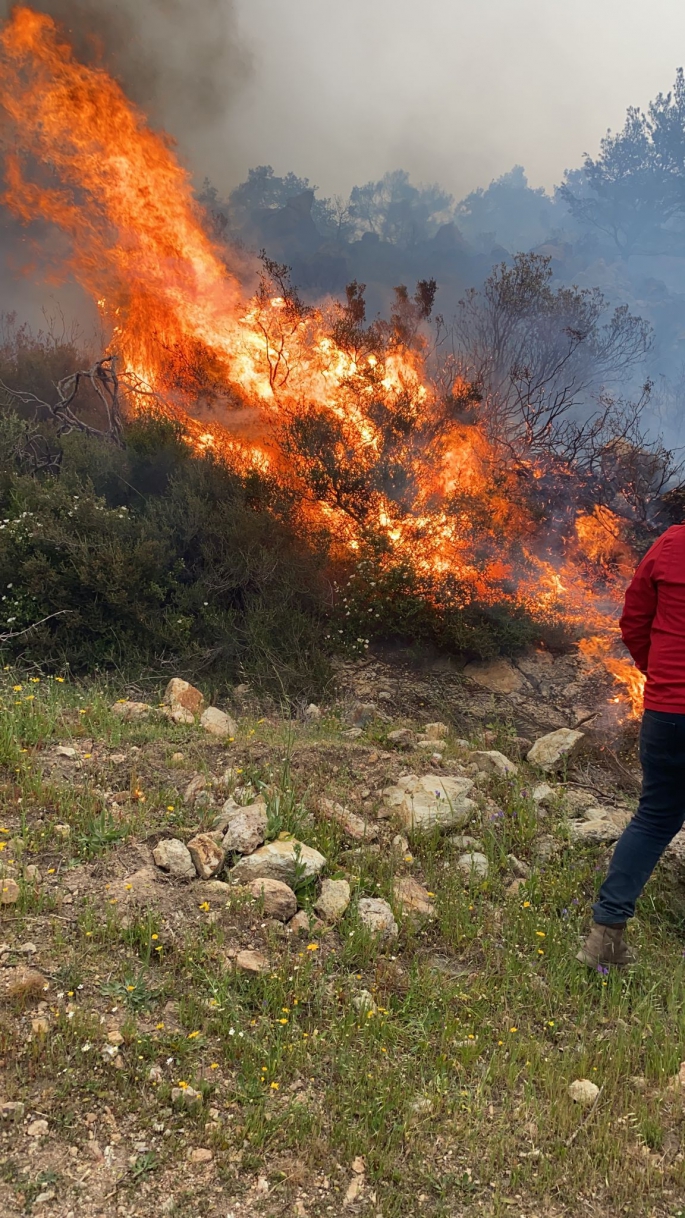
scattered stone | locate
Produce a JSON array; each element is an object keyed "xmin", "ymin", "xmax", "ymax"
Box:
[
  {"xmin": 425, "ymin": 721, "xmax": 449, "ymax": 739},
  {"xmin": 569, "ymin": 819, "xmax": 620, "ymax": 844},
  {"xmin": 506, "ymin": 878, "xmax": 526, "ymax": 897},
  {"xmin": 568, "ymin": 1078, "xmax": 600, "ymax": 1106},
  {"xmin": 193, "ymin": 879, "xmax": 231, "ymax": 903},
  {"xmin": 315, "ymin": 878, "xmax": 351, "ymax": 922},
  {"xmin": 27, "ymin": 1119, "xmax": 49, "ymax": 1137},
  {"xmin": 187, "ymin": 834, "xmax": 225, "ymax": 880},
  {"xmin": 318, "ymin": 798, "xmax": 378, "ymax": 842},
  {"xmin": 153, "ymin": 839, "xmax": 195, "ymax": 879},
  {"xmin": 382, "ymin": 773, "xmax": 476, "ymax": 833},
  {"xmin": 108, "ymin": 866, "xmax": 160, "ymax": 905},
  {"xmin": 24, "ymin": 866, "xmax": 41, "ymax": 883},
  {"xmin": 187, "ymin": 1148, "xmax": 213, "ymax": 1164},
  {"xmin": 387, "ymin": 728, "xmax": 415, "ymax": 748},
  {"xmin": 245, "ymin": 878, "xmax": 297, "ymax": 922},
  {"xmin": 230, "ymin": 839, "xmax": 326, "ymax": 885},
  {"xmin": 350, "ymin": 703, "xmax": 377, "ymax": 726},
  {"xmin": 578, "ymin": 804, "xmax": 612, "ymax": 821},
  {"xmin": 464, "ymin": 657, "xmax": 523, "ymax": 694},
  {"xmin": 353, "ymin": 989, "xmax": 377, "ymax": 1014},
  {"xmin": 342, "ymin": 728, "xmax": 363, "ymax": 739},
  {"xmin": 172, "ymin": 1085, "xmax": 202, "ymax": 1110},
  {"xmin": 164, "ymin": 678, "xmax": 205, "ymax": 718},
  {"xmin": 0, "ymin": 877, "xmax": 19, "ymax": 904},
  {"xmin": 507, "ymin": 854, "xmax": 531, "ymax": 879},
  {"xmin": 357, "ymin": 897, "xmax": 399, "ymax": 942},
  {"xmin": 107, "ymin": 1030, "xmax": 124, "ymax": 1046},
  {"xmin": 304, "ymin": 703, "xmax": 322, "ymax": 721},
  {"xmin": 236, "ymin": 949, "xmax": 270, "ymax": 974},
  {"xmin": 53, "ymin": 824, "xmax": 71, "ymax": 839},
  {"xmin": 392, "ymin": 876, "xmax": 435, "ymax": 917},
  {"xmin": 111, "ymin": 700, "xmax": 154, "ymax": 721},
  {"xmin": 391, "ymin": 833, "xmax": 411, "ymax": 859},
  {"xmin": 565, "ymin": 787, "xmax": 600, "ymax": 814},
  {"xmin": 31, "ymin": 1017, "xmax": 49, "ymax": 1036},
  {"xmin": 211, "ymin": 797, "xmax": 240, "ymax": 833},
  {"xmin": 1, "ymin": 1101, "xmax": 24, "ymax": 1121},
  {"xmin": 449, "ymin": 834, "xmax": 483, "ymax": 850},
  {"xmin": 222, "ymin": 801, "xmax": 268, "ymax": 855},
  {"xmin": 55, "ymin": 746, "xmax": 77, "ymax": 759},
  {"xmin": 536, "ymin": 835, "xmax": 560, "ymax": 863},
  {"xmin": 200, "ymin": 707, "xmax": 237, "ymax": 739},
  {"xmin": 288, "ymin": 909, "xmax": 315, "ymax": 934},
  {"xmin": 416, "ymin": 738, "xmax": 447, "ymax": 750},
  {"xmin": 164, "ymin": 706, "xmax": 195, "ymax": 725},
  {"xmin": 469, "ymin": 749, "xmax": 519, "ymax": 777},
  {"xmin": 527, "ymin": 729, "xmax": 585, "ymax": 772},
  {"xmin": 457, "ymin": 852, "xmax": 489, "ymax": 880},
  {"xmin": 148, "ymin": 1065, "xmax": 163, "ymax": 1083},
  {"xmin": 532, "ymin": 783, "xmax": 556, "ymax": 806},
  {"xmin": 34, "ymin": 1190, "xmax": 55, "ymax": 1205}
]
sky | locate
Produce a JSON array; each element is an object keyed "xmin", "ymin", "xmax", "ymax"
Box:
[{"xmin": 211, "ymin": 0, "xmax": 685, "ymax": 200}]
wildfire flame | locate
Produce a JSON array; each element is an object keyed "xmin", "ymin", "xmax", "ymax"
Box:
[{"xmin": 0, "ymin": 6, "xmax": 648, "ymax": 720}]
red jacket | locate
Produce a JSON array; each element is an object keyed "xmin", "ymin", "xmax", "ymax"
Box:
[{"xmin": 620, "ymin": 524, "xmax": 685, "ymax": 712}]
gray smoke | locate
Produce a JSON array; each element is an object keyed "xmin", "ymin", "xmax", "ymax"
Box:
[{"xmin": 0, "ymin": 0, "xmax": 251, "ymax": 179}]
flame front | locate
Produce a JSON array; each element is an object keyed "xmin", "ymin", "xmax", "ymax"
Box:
[{"xmin": 0, "ymin": 6, "xmax": 648, "ymax": 720}]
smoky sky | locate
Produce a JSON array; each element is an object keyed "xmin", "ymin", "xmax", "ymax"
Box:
[
  {"xmin": 219, "ymin": 0, "xmax": 685, "ymax": 201},
  {"xmin": 0, "ymin": 0, "xmax": 251, "ymax": 176}
]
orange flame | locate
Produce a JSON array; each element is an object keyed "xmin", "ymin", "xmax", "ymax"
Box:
[{"xmin": 0, "ymin": 6, "xmax": 647, "ymax": 721}]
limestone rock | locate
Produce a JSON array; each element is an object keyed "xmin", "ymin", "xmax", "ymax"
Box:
[
  {"xmin": 350, "ymin": 702, "xmax": 377, "ymax": 727},
  {"xmin": 153, "ymin": 838, "xmax": 195, "ymax": 879},
  {"xmin": 187, "ymin": 1147, "xmax": 213, "ymax": 1163},
  {"xmin": 245, "ymin": 877, "xmax": 297, "ymax": 922},
  {"xmin": 55, "ymin": 745, "xmax": 77, "ymax": 758},
  {"xmin": 532, "ymin": 782, "xmax": 556, "ymax": 806},
  {"xmin": 304, "ymin": 703, "xmax": 321, "ymax": 720},
  {"xmin": 108, "ymin": 866, "xmax": 161, "ymax": 905},
  {"xmin": 222, "ymin": 801, "xmax": 267, "ymax": 855},
  {"xmin": 568, "ymin": 1078, "xmax": 600, "ymax": 1106},
  {"xmin": 1, "ymin": 1101, "xmax": 24, "ymax": 1121},
  {"xmin": 187, "ymin": 833, "xmax": 225, "ymax": 879},
  {"xmin": 200, "ymin": 707, "xmax": 237, "ymax": 739},
  {"xmin": 457, "ymin": 851, "xmax": 489, "ymax": 880},
  {"xmin": 172, "ymin": 1085, "xmax": 202, "ymax": 1110},
  {"xmin": 236, "ymin": 949, "xmax": 270, "ymax": 974},
  {"xmin": 425, "ymin": 721, "xmax": 449, "ymax": 740},
  {"xmin": 469, "ymin": 750, "xmax": 518, "ymax": 777},
  {"xmin": 230, "ymin": 838, "xmax": 326, "ymax": 885},
  {"xmin": 184, "ymin": 775, "xmax": 209, "ymax": 805},
  {"xmin": 464, "ymin": 657, "xmax": 523, "ymax": 694},
  {"xmin": 111, "ymin": 700, "xmax": 154, "ymax": 721},
  {"xmin": 387, "ymin": 728, "xmax": 415, "ymax": 748},
  {"xmin": 569, "ymin": 819, "xmax": 620, "ymax": 844},
  {"xmin": 353, "ymin": 989, "xmax": 377, "ymax": 1014},
  {"xmin": 0, "ymin": 877, "xmax": 19, "ymax": 905},
  {"xmin": 449, "ymin": 834, "xmax": 483, "ymax": 850},
  {"xmin": 382, "ymin": 773, "xmax": 476, "ymax": 833},
  {"xmin": 192, "ymin": 879, "xmax": 231, "ymax": 904},
  {"xmin": 527, "ymin": 729, "xmax": 585, "ymax": 771},
  {"xmin": 288, "ymin": 909, "xmax": 320, "ymax": 935},
  {"xmin": 318, "ymin": 798, "xmax": 377, "ymax": 842},
  {"xmin": 392, "ymin": 876, "xmax": 435, "ymax": 917},
  {"xmin": 357, "ymin": 897, "xmax": 398, "ymax": 942},
  {"xmin": 315, "ymin": 878, "xmax": 351, "ymax": 922},
  {"xmin": 507, "ymin": 854, "xmax": 531, "ymax": 879},
  {"xmin": 565, "ymin": 787, "xmax": 600, "ymax": 814},
  {"xmin": 164, "ymin": 678, "xmax": 205, "ymax": 718},
  {"xmin": 506, "ymin": 878, "xmax": 526, "ymax": 897},
  {"xmin": 163, "ymin": 705, "xmax": 195, "ymax": 725}
]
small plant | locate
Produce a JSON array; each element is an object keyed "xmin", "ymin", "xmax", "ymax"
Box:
[{"xmin": 101, "ymin": 971, "xmax": 159, "ymax": 1012}]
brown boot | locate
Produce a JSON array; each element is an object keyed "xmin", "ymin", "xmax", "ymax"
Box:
[{"xmin": 576, "ymin": 922, "xmax": 636, "ymax": 969}]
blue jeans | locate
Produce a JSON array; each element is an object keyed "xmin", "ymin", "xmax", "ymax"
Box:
[{"xmin": 593, "ymin": 709, "xmax": 685, "ymax": 924}]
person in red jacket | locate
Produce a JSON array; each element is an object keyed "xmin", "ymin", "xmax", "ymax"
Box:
[{"xmin": 578, "ymin": 523, "xmax": 685, "ymax": 968}]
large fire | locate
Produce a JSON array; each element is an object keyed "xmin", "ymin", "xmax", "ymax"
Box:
[{"xmin": 0, "ymin": 6, "xmax": 649, "ymax": 719}]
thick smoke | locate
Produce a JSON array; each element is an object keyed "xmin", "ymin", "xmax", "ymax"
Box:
[{"xmin": 0, "ymin": 1, "xmax": 251, "ymax": 179}]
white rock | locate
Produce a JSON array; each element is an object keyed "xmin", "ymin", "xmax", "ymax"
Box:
[
  {"xmin": 111, "ymin": 701, "xmax": 154, "ymax": 721},
  {"xmin": 424, "ymin": 722, "xmax": 449, "ymax": 740},
  {"xmin": 463, "ymin": 657, "xmax": 523, "ymax": 694},
  {"xmin": 305, "ymin": 703, "xmax": 322, "ymax": 721},
  {"xmin": 387, "ymin": 728, "xmax": 415, "ymax": 747},
  {"xmin": 532, "ymin": 782, "xmax": 556, "ymax": 806},
  {"xmin": 469, "ymin": 750, "xmax": 518, "ymax": 777},
  {"xmin": 507, "ymin": 854, "xmax": 531, "ymax": 879},
  {"xmin": 55, "ymin": 746, "xmax": 77, "ymax": 759},
  {"xmin": 27, "ymin": 1119, "xmax": 49, "ymax": 1137},
  {"xmin": 357, "ymin": 897, "xmax": 398, "ymax": 942},
  {"xmin": 200, "ymin": 707, "xmax": 237, "ymax": 739},
  {"xmin": 457, "ymin": 852, "xmax": 489, "ymax": 879},
  {"xmin": 569, "ymin": 819, "xmax": 620, "ymax": 844},
  {"xmin": 230, "ymin": 838, "xmax": 326, "ymax": 885},
  {"xmin": 0, "ymin": 878, "xmax": 19, "ymax": 904},
  {"xmin": 382, "ymin": 773, "xmax": 476, "ymax": 833},
  {"xmin": 315, "ymin": 878, "xmax": 351, "ymax": 922},
  {"xmin": 222, "ymin": 802, "xmax": 267, "ymax": 855},
  {"xmin": 527, "ymin": 729, "xmax": 585, "ymax": 772},
  {"xmin": 353, "ymin": 989, "xmax": 377, "ymax": 1014},
  {"xmin": 416, "ymin": 738, "xmax": 447, "ymax": 750},
  {"xmin": 236, "ymin": 949, "xmax": 270, "ymax": 974},
  {"xmin": 568, "ymin": 1078, "xmax": 600, "ymax": 1106},
  {"xmin": 164, "ymin": 678, "xmax": 205, "ymax": 717},
  {"xmin": 245, "ymin": 877, "xmax": 297, "ymax": 922},
  {"xmin": 392, "ymin": 876, "xmax": 435, "ymax": 917},
  {"xmin": 187, "ymin": 833, "xmax": 225, "ymax": 879},
  {"xmin": 318, "ymin": 798, "xmax": 378, "ymax": 842},
  {"xmin": 152, "ymin": 839, "xmax": 195, "ymax": 879}
]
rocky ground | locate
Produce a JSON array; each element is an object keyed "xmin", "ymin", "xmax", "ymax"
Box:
[{"xmin": 1, "ymin": 650, "xmax": 685, "ymax": 1218}]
